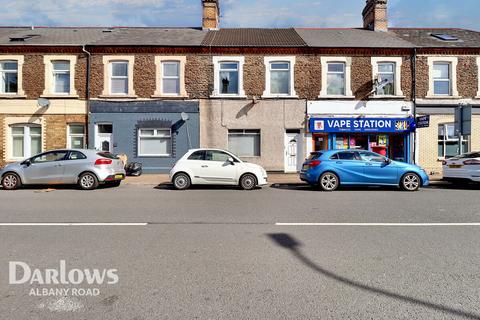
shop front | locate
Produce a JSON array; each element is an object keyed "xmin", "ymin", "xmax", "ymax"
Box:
[{"xmin": 306, "ymin": 101, "xmax": 415, "ymax": 163}]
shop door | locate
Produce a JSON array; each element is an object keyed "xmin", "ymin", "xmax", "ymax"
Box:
[
  {"xmin": 96, "ymin": 124, "xmax": 113, "ymax": 153},
  {"xmin": 284, "ymin": 131, "xmax": 302, "ymax": 173}
]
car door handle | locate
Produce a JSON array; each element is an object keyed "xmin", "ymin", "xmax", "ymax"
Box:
[
  {"xmin": 201, "ymin": 165, "xmax": 208, "ymax": 168},
  {"xmin": 336, "ymin": 161, "xmax": 343, "ymax": 164},
  {"xmin": 365, "ymin": 163, "xmax": 373, "ymax": 166}
]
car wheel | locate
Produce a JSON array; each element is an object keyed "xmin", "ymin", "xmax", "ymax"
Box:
[
  {"xmin": 401, "ymin": 173, "xmax": 421, "ymax": 191},
  {"xmin": 240, "ymin": 173, "xmax": 257, "ymax": 190},
  {"xmin": 319, "ymin": 172, "xmax": 339, "ymax": 191},
  {"xmin": 1, "ymin": 173, "xmax": 21, "ymax": 190},
  {"xmin": 78, "ymin": 173, "xmax": 99, "ymax": 190},
  {"xmin": 173, "ymin": 173, "xmax": 191, "ymax": 190}
]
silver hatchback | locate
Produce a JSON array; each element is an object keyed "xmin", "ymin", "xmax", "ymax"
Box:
[{"xmin": 0, "ymin": 149, "xmax": 126, "ymax": 190}]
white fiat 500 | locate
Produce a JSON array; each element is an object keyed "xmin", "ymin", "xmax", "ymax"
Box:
[
  {"xmin": 443, "ymin": 151, "xmax": 480, "ymax": 184},
  {"xmin": 170, "ymin": 149, "xmax": 268, "ymax": 190}
]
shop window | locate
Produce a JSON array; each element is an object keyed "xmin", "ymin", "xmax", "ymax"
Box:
[
  {"xmin": 433, "ymin": 63, "xmax": 451, "ymax": 95},
  {"xmin": 11, "ymin": 124, "xmax": 42, "ymax": 158},
  {"xmin": 327, "ymin": 62, "xmax": 346, "ymax": 95},
  {"xmin": 67, "ymin": 124, "xmax": 86, "ymax": 149},
  {"xmin": 438, "ymin": 123, "xmax": 469, "ymax": 158},
  {"xmin": 138, "ymin": 128, "xmax": 172, "ymax": 157},
  {"xmin": 52, "ymin": 61, "xmax": 71, "ymax": 94},
  {"xmin": 0, "ymin": 61, "xmax": 18, "ymax": 94},
  {"xmin": 110, "ymin": 61, "xmax": 129, "ymax": 94},
  {"xmin": 376, "ymin": 62, "xmax": 395, "ymax": 95},
  {"xmin": 228, "ymin": 129, "xmax": 260, "ymax": 157},
  {"xmin": 161, "ymin": 61, "xmax": 180, "ymax": 95}
]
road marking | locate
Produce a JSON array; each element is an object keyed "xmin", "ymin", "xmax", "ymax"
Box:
[
  {"xmin": 0, "ymin": 223, "xmax": 148, "ymax": 226},
  {"xmin": 276, "ymin": 222, "xmax": 480, "ymax": 226}
]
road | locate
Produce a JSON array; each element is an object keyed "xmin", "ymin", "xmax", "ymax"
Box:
[{"xmin": 1, "ymin": 183, "xmax": 480, "ymax": 319}]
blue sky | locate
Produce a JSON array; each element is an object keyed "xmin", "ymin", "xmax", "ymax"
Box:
[{"xmin": 0, "ymin": 0, "xmax": 477, "ymax": 30}]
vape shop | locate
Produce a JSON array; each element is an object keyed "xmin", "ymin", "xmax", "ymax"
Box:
[{"xmin": 309, "ymin": 117, "xmax": 415, "ymax": 163}]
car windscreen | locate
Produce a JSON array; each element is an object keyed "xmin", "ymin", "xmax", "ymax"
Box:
[
  {"xmin": 454, "ymin": 152, "xmax": 480, "ymax": 159},
  {"xmin": 97, "ymin": 152, "xmax": 119, "ymax": 159},
  {"xmin": 307, "ymin": 152, "xmax": 323, "ymax": 161}
]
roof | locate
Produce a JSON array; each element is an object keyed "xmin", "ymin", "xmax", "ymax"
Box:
[
  {"xmin": 295, "ymin": 28, "xmax": 413, "ymax": 48},
  {"xmin": 90, "ymin": 27, "xmax": 206, "ymax": 46},
  {"xmin": 0, "ymin": 27, "xmax": 108, "ymax": 46},
  {"xmin": 391, "ymin": 28, "xmax": 480, "ymax": 48},
  {"xmin": 202, "ymin": 28, "xmax": 307, "ymax": 47}
]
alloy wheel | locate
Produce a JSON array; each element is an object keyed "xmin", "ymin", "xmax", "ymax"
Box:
[
  {"xmin": 80, "ymin": 175, "xmax": 95, "ymax": 189},
  {"xmin": 321, "ymin": 173, "xmax": 338, "ymax": 191},
  {"xmin": 403, "ymin": 174, "xmax": 420, "ymax": 191},
  {"xmin": 3, "ymin": 174, "xmax": 18, "ymax": 190},
  {"xmin": 241, "ymin": 174, "xmax": 256, "ymax": 190}
]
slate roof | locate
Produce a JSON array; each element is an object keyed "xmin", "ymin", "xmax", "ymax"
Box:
[
  {"xmin": 0, "ymin": 27, "xmax": 108, "ymax": 46},
  {"xmin": 390, "ymin": 28, "xmax": 480, "ymax": 48},
  {"xmin": 295, "ymin": 28, "xmax": 413, "ymax": 48},
  {"xmin": 202, "ymin": 28, "xmax": 307, "ymax": 47}
]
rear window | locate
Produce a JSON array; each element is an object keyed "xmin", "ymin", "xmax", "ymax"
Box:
[
  {"xmin": 307, "ymin": 152, "xmax": 323, "ymax": 161},
  {"xmin": 97, "ymin": 152, "xmax": 119, "ymax": 159},
  {"xmin": 188, "ymin": 151, "xmax": 205, "ymax": 160},
  {"xmin": 455, "ymin": 152, "xmax": 480, "ymax": 159}
]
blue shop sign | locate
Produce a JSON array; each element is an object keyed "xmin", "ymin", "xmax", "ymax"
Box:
[{"xmin": 309, "ymin": 117, "xmax": 415, "ymax": 133}]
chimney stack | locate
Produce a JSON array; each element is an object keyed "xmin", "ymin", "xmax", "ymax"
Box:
[
  {"xmin": 202, "ymin": 0, "xmax": 220, "ymax": 30},
  {"xmin": 362, "ymin": 0, "xmax": 388, "ymax": 32}
]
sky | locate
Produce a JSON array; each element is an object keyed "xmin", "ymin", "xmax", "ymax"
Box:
[{"xmin": 0, "ymin": 0, "xmax": 477, "ymax": 30}]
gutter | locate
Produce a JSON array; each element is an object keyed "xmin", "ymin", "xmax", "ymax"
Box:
[{"xmin": 82, "ymin": 45, "xmax": 92, "ymax": 147}]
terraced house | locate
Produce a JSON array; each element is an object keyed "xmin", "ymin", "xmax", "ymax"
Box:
[{"xmin": 0, "ymin": 0, "xmax": 478, "ymax": 174}]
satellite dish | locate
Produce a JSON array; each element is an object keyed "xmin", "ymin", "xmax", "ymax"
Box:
[
  {"xmin": 37, "ymin": 98, "xmax": 50, "ymax": 108},
  {"xmin": 181, "ymin": 112, "xmax": 189, "ymax": 121}
]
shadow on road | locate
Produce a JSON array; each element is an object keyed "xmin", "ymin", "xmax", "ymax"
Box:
[
  {"xmin": 267, "ymin": 233, "xmax": 480, "ymax": 320},
  {"xmin": 270, "ymin": 183, "xmax": 401, "ymax": 192},
  {"xmin": 154, "ymin": 183, "xmax": 261, "ymax": 191}
]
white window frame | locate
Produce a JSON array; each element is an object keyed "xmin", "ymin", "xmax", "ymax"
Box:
[
  {"xmin": 371, "ymin": 57, "xmax": 404, "ymax": 97},
  {"xmin": 227, "ymin": 129, "xmax": 261, "ymax": 157},
  {"xmin": 212, "ymin": 56, "xmax": 246, "ymax": 98},
  {"xmin": 43, "ymin": 55, "xmax": 77, "ymax": 97},
  {"xmin": 67, "ymin": 123, "xmax": 86, "ymax": 149},
  {"xmin": 427, "ymin": 57, "xmax": 459, "ymax": 98},
  {"xmin": 263, "ymin": 56, "xmax": 297, "ymax": 98},
  {"xmin": 154, "ymin": 56, "xmax": 188, "ymax": 97},
  {"xmin": 0, "ymin": 55, "xmax": 24, "ymax": 96},
  {"xmin": 10, "ymin": 124, "xmax": 42, "ymax": 160},
  {"xmin": 320, "ymin": 57, "xmax": 353, "ymax": 98},
  {"xmin": 137, "ymin": 128, "xmax": 172, "ymax": 157},
  {"xmin": 102, "ymin": 56, "xmax": 136, "ymax": 97},
  {"xmin": 438, "ymin": 123, "xmax": 469, "ymax": 159},
  {"xmin": 326, "ymin": 62, "xmax": 346, "ymax": 96}
]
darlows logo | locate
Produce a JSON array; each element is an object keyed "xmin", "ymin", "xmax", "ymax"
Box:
[{"xmin": 9, "ymin": 261, "xmax": 119, "ymax": 285}]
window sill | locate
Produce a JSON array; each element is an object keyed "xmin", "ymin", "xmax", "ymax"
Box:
[
  {"xmin": 98, "ymin": 95, "xmax": 138, "ymax": 99},
  {"xmin": 317, "ymin": 95, "xmax": 355, "ymax": 99},
  {"xmin": 151, "ymin": 94, "xmax": 189, "ymax": 99},
  {"xmin": 0, "ymin": 94, "xmax": 26, "ymax": 99},
  {"xmin": 41, "ymin": 94, "xmax": 79, "ymax": 99},
  {"xmin": 424, "ymin": 95, "xmax": 462, "ymax": 100},
  {"xmin": 474, "ymin": 96, "xmax": 480, "ymax": 100},
  {"xmin": 261, "ymin": 95, "xmax": 299, "ymax": 99},
  {"xmin": 210, "ymin": 95, "xmax": 248, "ymax": 99},
  {"xmin": 370, "ymin": 95, "xmax": 406, "ymax": 99}
]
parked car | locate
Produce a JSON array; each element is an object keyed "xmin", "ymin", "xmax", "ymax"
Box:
[
  {"xmin": 300, "ymin": 150, "xmax": 429, "ymax": 191},
  {"xmin": 442, "ymin": 152, "xmax": 480, "ymax": 184},
  {"xmin": 170, "ymin": 149, "xmax": 268, "ymax": 190},
  {"xmin": 0, "ymin": 149, "xmax": 126, "ymax": 190}
]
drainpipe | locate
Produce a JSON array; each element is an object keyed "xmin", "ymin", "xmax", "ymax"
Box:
[
  {"xmin": 412, "ymin": 47, "xmax": 417, "ymax": 164},
  {"xmin": 82, "ymin": 45, "xmax": 92, "ymax": 148}
]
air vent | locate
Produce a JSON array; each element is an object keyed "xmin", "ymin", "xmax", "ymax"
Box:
[
  {"xmin": 9, "ymin": 34, "xmax": 40, "ymax": 42},
  {"xmin": 431, "ymin": 33, "xmax": 458, "ymax": 41},
  {"xmin": 102, "ymin": 29, "xmax": 113, "ymax": 33}
]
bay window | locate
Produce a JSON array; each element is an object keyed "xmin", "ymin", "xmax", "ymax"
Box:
[{"xmin": 138, "ymin": 129, "xmax": 172, "ymax": 157}]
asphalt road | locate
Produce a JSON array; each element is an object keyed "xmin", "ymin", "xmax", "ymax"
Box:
[{"xmin": 1, "ymin": 183, "xmax": 480, "ymax": 319}]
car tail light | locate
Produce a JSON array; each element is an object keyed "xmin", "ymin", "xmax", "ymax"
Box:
[
  {"xmin": 463, "ymin": 159, "xmax": 480, "ymax": 165},
  {"xmin": 442, "ymin": 160, "xmax": 447, "ymax": 165},
  {"xmin": 310, "ymin": 160, "xmax": 322, "ymax": 168},
  {"xmin": 95, "ymin": 158, "xmax": 113, "ymax": 166}
]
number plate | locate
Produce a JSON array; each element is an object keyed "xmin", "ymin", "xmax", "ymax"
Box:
[
  {"xmin": 448, "ymin": 165, "xmax": 463, "ymax": 169},
  {"xmin": 114, "ymin": 174, "xmax": 124, "ymax": 179}
]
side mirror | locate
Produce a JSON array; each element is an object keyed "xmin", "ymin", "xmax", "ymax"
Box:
[
  {"xmin": 384, "ymin": 158, "xmax": 392, "ymax": 165},
  {"xmin": 227, "ymin": 157, "xmax": 235, "ymax": 165},
  {"xmin": 22, "ymin": 159, "xmax": 32, "ymax": 167}
]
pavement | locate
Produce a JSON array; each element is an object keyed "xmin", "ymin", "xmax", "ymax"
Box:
[
  {"xmin": 1, "ymin": 182, "xmax": 479, "ymax": 319},
  {"xmin": 123, "ymin": 172, "xmax": 445, "ymax": 185}
]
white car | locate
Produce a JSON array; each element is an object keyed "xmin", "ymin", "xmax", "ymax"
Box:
[
  {"xmin": 170, "ymin": 149, "xmax": 268, "ymax": 190},
  {"xmin": 442, "ymin": 152, "xmax": 480, "ymax": 184}
]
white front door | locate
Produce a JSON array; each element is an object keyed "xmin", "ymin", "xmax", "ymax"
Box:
[
  {"xmin": 284, "ymin": 131, "xmax": 302, "ymax": 173},
  {"xmin": 95, "ymin": 124, "xmax": 113, "ymax": 153}
]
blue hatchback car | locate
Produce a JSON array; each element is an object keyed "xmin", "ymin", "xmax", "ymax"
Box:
[{"xmin": 300, "ymin": 150, "xmax": 429, "ymax": 191}]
